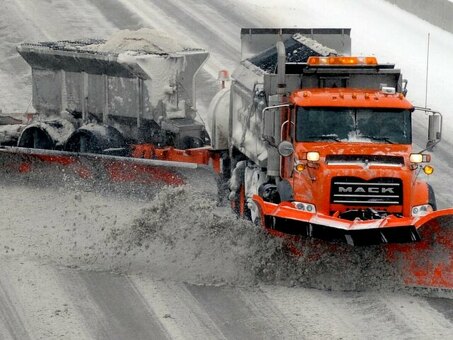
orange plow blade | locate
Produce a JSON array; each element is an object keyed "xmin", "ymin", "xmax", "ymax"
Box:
[
  {"xmin": 387, "ymin": 213, "xmax": 453, "ymax": 290},
  {"xmin": 0, "ymin": 147, "xmax": 217, "ymax": 198},
  {"xmin": 254, "ymin": 196, "xmax": 453, "ymax": 290}
]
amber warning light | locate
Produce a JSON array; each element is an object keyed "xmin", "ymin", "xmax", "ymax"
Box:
[{"xmin": 307, "ymin": 56, "xmax": 378, "ymax": 66}]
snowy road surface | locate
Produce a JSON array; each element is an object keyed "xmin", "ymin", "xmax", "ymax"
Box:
[{"xmin": 1, "ymin": 0, "xmax": 453, "ymax": 339}]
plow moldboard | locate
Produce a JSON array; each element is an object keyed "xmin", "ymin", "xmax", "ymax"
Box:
[
  {"xmin": 0, "ymin": 148, "xmax": 217, "ymax": 200},
  {"xmin": 386, "ymin": 215, "xmax": 453, "ymax": 290}
]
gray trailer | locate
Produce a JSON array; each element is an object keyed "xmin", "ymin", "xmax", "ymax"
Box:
[{"xmin": 15, "ymin": 29, "xmax": 210, "ymax": 153}]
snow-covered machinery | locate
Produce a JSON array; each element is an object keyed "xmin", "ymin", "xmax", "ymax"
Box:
[
  {"xmin": 16, "ymin": 29, "xmax": 210, "ymax": 152},
  {"xmin": 1, "ymin": 28, "xmax": 453, "ymax": 291},
  {"xmin": 0, "ymin": 29, "xmax": 218, "ymax": 189}
]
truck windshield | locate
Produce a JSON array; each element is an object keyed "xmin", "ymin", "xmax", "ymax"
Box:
[{"xmin": 296, "ymin": 107, "xmax": 412, "ymax": 144}]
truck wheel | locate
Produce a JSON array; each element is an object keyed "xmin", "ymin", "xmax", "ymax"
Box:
[
  {"xmin": 65, "ymin": 125, "xmax": 125, "ymax": 155},
  {"xmin": 18, "ymin": 126, "xmax": 54, "ymax": 149},
  {"xmin": 231, "ymin": 183, "xmax": 251, "ymax": 220},
  {"xmin": 229, "ymin": 160, "xmax": 251, "ymax": 220}
]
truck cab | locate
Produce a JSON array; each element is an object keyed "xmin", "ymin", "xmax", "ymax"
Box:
[{"xmin": 255, "ymin": 56, "xmax": 442, "ymax": 245}]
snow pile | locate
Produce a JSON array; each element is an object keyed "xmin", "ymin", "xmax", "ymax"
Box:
[
  {"xmin": 58, "ymin": 185, "xmax": 396, "ymax": 290},
  {"xmin": 124, "ymin": 53, "xmax": 186, "ymax": 109},
  {"xmin": 0, "ymin": 176, "xmax": 399, "ymax": 290},
  {"xmin": 87, "ymin": 28, "xmax": 190, "ymax": 54},
  {"xmin": 292, "ymin": 33, "xmax": 338, "ymax": 56},
  {"xmin": 102, "ymin": 186, "xmax": 283, "ymax": 285},
  {"xmin": 100, "ymin": 186, "xmax": 399, "ymax": 290},
  {"xmin": 0, "ymin": 124, "xmax": 23, "ymax": 144},
  {"xmin": 265, "ymin": 240, "xmax": 399, "ymax": 291},
  {"xmin": 27, "ymin": 113, "xmax": 77, "ymax": 147}
]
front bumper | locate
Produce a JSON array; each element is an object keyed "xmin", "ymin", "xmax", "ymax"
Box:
[{"xmin": 253, "ymin": 195, "xmax": 453, "ymax": 246}]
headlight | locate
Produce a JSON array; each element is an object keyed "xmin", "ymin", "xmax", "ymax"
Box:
[
  {"xmin": 409, "ymin": 153, "xmax": 423, "ymax": 163},
  {"xmin": 411, "ymin": 204, "xmax": 433, "ymax": 217},
  {"xmin": 409, "ymin": 153, "xmax": 431, "ymax": 163},
  {"xmin": 307, "ymin": 151, "xmax": 320, "ymax": 162},
  {"xmin": 292, "ymin": 201, "xmax": 316, "ymax": 213}
]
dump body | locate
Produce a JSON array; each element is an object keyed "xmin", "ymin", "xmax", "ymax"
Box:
[
  {"xmin": 15, "ymin": 29, "xmax": 209, "ymax": 151},
  {"xmin": 209, "ymin": 29, "xmax": 351, "ymax": 164}
]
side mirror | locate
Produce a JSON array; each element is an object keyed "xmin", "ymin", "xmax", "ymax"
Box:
[
  {"xmin": 414, "ymin": 107, "xmax": 442, "ymax": 151},
  {"xmin": 402, "ymin": 79, "xmax": 408, "ymax": 96},
  {"xmin": 278, "ymin": 140, "xmax": 294, "ymax": 157},
  {"xmin": 261, "ymin": 104, "xmax": 290, "ymax": 145},
  {"xmin": 427, "ymin": 112, "xmax": 442, "ymax": 150}
]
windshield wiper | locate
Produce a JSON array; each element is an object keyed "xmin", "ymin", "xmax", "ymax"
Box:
[
  {"xmin": 309, "ymin": 135, "xmax": 341, "ymax": 142},
  {"xmin": 361, "ymin": 135, "xmax": 395, "ymax": 144}
]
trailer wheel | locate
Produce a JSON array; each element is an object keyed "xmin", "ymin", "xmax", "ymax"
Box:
[
  {"xmin": 65, "ymin": 125, "xmax": 125, "ymax": 155},
  {"xmin": 18, "ymin": 126, "xmax": 54, "ymax": 149}
]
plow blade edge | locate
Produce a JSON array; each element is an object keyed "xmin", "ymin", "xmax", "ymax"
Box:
[
  {"xmin": 0, "ymin": 147, "xmax": 217, "ymax": 198},
  {"xmin": 254, "ymin": 196, "xmax": 453, "ymax": 290},
  {"xmin": 387, "ymin": 212, "xmax": 453, "ymax": 290}
]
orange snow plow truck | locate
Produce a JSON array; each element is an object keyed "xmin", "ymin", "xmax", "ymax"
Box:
[{"xmin": 1, "ymin": 28, "xmax": 452, "ymax": 291}]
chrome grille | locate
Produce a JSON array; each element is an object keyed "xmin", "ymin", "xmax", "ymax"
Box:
[
  {"xmin": 326, "ymin": 155, "xmax": 404, "ymax": 166},
  {"xmin": 331, "ymin": 177, "xmax": 402, "ymax": 205}
]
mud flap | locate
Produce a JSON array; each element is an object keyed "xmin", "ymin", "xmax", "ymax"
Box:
[
  {"xmin": 386, "ymin": 214, "xmax": 453, "ymax": 290},
  {"xmin": 0, "ymin": 147, "xmax": 217, "ymax": 199}
]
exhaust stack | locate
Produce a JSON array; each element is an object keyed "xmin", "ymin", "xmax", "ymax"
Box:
[{"xmin": 276, "ymin": 40, "xmax": 286, "ymax": 96}]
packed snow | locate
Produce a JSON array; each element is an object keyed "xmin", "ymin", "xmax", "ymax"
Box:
[
  {"xmin": 0, "ymin": 177, "xmax": 400, "ymax": 291},
  {"xmin": 87, "ymin": 28, "xmax": 191, "ymax": 54}
]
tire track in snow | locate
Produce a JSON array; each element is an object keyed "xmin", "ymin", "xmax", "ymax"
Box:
[
  {"xmin": 0, "ymin": 273, "xmax": 31, "ymax": 340},
  {"xmin": 0, "ymin": 0, "xmax": 44, "ymax": 111},
  {"xmin": 184, "ymin": 284, "xmax": 299, "ymax": 340},
  {"xmin": 261, "ymin": 285, "xmax": 374, "ymax": 339},
  {"xmin": 261, "ymin": 285, "xmax": 453, "ymax": 339},
  {"xmin": 62, "ymin": 271, "xmax": 171, "ymax": 340},
  {"xmin": 377, "ymin": 294, "xmax": 453, "ymax": 338},
  {"xmin": 85, "ymin": 0, "xmax": 144, "ymax": 30},
  {"xmin": 198, "ymin": 0, "xmax": 265, "ymax": 30},
  {"xmin": 153, "ymin": 0, "xmax": 241, "ymax": 55},
  {"xmin": 80, "ymin": 272, "xmax": 170, "ymax": 340},
  {"xmin": 14, "ymin": 0, "xmax": 114, "ymax": 40},
  {"xmin": 129, "ymin": 276, "xmax": 228, "ymax": 340},
  {"xmin": 0, "ymin": 261, "xmax": 93, "ymax": 339},
  {"xmin": 425, "ymin": 296, "xmax": 453, "ymax": 325}
]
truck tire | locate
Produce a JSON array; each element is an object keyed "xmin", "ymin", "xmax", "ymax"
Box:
[
  {"xmin": 229, "ymin": 159, "xmax": 251, "ymax": 220},
  {"xmin": 18, "ymin": 120, "xmax": 75, "ymax": 150},
  {"xmin": 18, "ymin": 126, "xmax": 54, "ymax": 149},
  {"xmin": 231, "ymin": 183, "xmax": 248, "ymax": 218},
  {"xmin": 65, "ymin": 124, "xmax": 125, "ymax": 154}
]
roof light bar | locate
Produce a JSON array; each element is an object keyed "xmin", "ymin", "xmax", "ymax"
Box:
[{"xmin": 307, "ymin": 56, "xmax": 378, "ymax": 66}]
